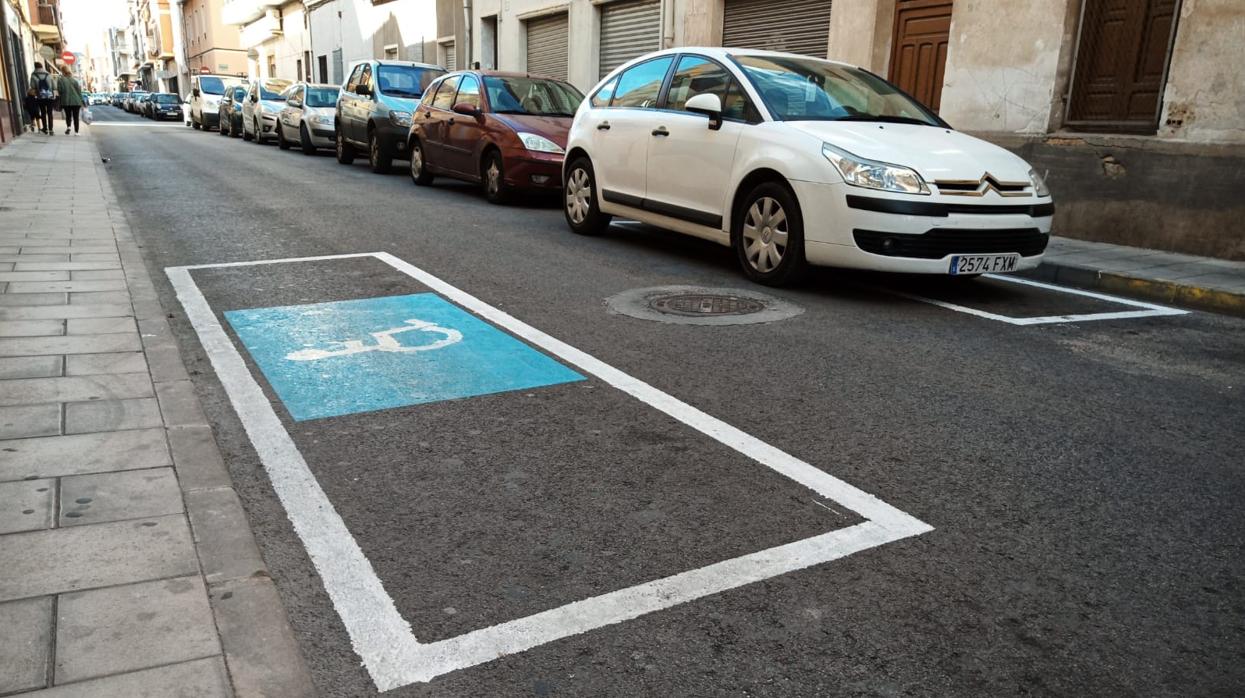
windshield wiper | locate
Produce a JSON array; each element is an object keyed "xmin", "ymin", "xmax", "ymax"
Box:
[
  {"xmin": 830, "ymin": 114, "xmax": 932, "ymax": 126},
  {"xmin": 384, "ymin": 89, "xmax": 421, "ymax": 97}
]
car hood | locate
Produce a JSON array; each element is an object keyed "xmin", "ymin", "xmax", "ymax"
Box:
[
  {"xmin": 379, "ymin": 94, "xmax": 419, "ymax": 111},
  {"xmin": 492, "ymin": 114, "xmax": 573, "ymax": 146},
  {"xmin": 785, "ymin": 121, "xmax": 1033, "ymax": 182}
]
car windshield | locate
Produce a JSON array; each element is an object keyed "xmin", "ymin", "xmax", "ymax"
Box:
[
  {"xmin": 484, "ymin": 76, "xmax": 584, "ymax": 116},
  {"xmin": 260, "ymin": 80, "xmax": 291, "ymax": 100},
  {"xmin": 156, "ymin": 94, "xmax": 178, "ymax": 104},
  {"xmin": 305, "ymin": 87, "xmax": 339, "ymax": 107},
  {"xmin": 734, "ymin": 55, "xmax": 940, "ymax": 126},
  {"xmin": 198, "ymin": 77, "xmax": 226, "ymax": 95},
  {"xmin": 376, "ymin": 65, "xmax": 441, "ymax": 98}
]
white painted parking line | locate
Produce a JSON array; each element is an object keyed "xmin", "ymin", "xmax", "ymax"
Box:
[
  {"xmin": 168, "ymin": 252, "xmax": 932, "ymax": 690},
  {"xmin": 888, "ymin": 273, "xmax": 1189, "ymax": 325}
]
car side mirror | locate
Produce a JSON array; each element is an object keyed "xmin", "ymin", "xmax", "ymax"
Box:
[
  {"xmin": 288, "ymin": 99, "xmax": 301, "ymax": 108},
  {"xmin": 685, "ymin": 93, "xmax": 723, "ymax": 131},
  {"xmin": 192, "ymin": 88, "xmax": 200, "ymax": 97},
  {"xmin": 357, "ymin": 83, "xmax": 371, "ymax": 96},
  {"xmin": 452, "ymin": 102, "xmax": 481, "ymax": 119}
]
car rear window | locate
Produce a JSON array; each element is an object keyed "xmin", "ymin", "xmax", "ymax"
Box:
[{"xmin": 376, "ymin": 65, "xmax": 443, "ymax": 98}]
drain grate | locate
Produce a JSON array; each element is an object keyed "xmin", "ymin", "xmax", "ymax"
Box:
[
  {"xmin": 649, "ymin": 293, "xmax": 765, "ymax": 317},
  {"xmin": 607, "ymin": 285, "xmax": 803, "ymax": 326}
]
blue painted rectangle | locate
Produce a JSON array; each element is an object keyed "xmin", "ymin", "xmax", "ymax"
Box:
[{"xmin": 224, "ymin": 293, "xmax": 585, "ymax": 420}]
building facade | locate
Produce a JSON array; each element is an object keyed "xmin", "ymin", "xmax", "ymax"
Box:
[
  {"xmin": 225, "ymin": 0, "xmax": 312, "ymax": 80},
  {"xmin": 182, "ymin": 0, "xmax": 247, "ymax": 77},
  {"xmin": 1, "ymin": 0, "xmax": 63, "ymax": 144},
  {"xmin": 306, "ymin": 0, "xmax": 436, "ymax": 85}
]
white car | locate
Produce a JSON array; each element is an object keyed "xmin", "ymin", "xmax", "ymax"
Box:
[
  {"xmin": 274, "ymin": 82, "xmax": 340, "ymax": 154},
  {"xmin": 563, "ymin": 47, "xmax": 1054, "ymax": 285},
  {"xmin": 242, "ymin": 78, "xmax": 293, "ymax": 143}
]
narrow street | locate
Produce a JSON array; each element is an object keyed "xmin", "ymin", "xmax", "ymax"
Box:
[{"xmin": 85, "ymin": 106, "xmax": 1245, "ymax": 696}]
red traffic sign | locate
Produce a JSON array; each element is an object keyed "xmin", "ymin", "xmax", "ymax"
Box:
[
  {"xmin": 61, "ymin": 51, "xmax": 75, "ymax": 65},
  {"xmin": 200, "ymin": 66, "xmax": 210, "ymax": 74}
]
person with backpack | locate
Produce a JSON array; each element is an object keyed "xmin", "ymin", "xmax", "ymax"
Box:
[
  {"xmin": 29, "ymin": 62, "xmax": 57, "ymax": 135},
  {"xmin": 57, "ymin": 66, "xmax": 84, "ymax": 135}
]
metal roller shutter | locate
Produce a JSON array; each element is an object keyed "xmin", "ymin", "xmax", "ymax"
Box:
[
  {"xmin": 722, "ymin": 0, "xmax": 832, "ymax": 58},
  {"xmin": 443, "ymin": 41, "xmax": 456, "ymax": 71},
  {"xmin": 599, "ymin": 0, "xmax": 661, "ymax": 78},
  {"xmin": 526, "ymin": 13, "xmax": 569, "ymax": 81}
]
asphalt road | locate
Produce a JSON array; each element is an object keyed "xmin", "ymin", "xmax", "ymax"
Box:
[{"xmin": 89, "ymin": 105, "xmax": 1245, "ymax": 697}]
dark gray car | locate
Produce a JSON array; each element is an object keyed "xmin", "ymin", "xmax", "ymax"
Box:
[{"xmin": 335, "ymin": 60, "xmax": 445, "ymax": 173}]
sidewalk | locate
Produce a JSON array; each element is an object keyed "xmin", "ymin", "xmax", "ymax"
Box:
[
  {"xmin": 1027, "ymin": 236, "xmax": 1245, "ymax": 316},
  {"xmin": 0, "ymin": 132, "xmax": 314, "ymax": 696}
]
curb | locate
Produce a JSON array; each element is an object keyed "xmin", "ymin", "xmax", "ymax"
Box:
[
  {"xmin": 95, "ymin": 140, "xmax": 318, "ymax": 696},
  {"xmin": 1021, "ymin": 261, "xmax": 1245, "ymax": 318}
]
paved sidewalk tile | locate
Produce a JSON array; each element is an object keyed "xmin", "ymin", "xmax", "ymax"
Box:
[
  {"xmin": 0, "ymin": 428, "xmax": 171, "ymax": 481},
  {"xmin": 12, "ymin": 262, "xmax": 122, "ymax": 271},
  {"xmin": 0, "ymin": 303, "xmax": 131, "ymax": 321},
  {"xmin": 0, "ymin": 404, "xmax": 61, "ymax": 439},
  {"xmin": 6, "ymin": 280, "xmax": 127, "ymax": 294},
  {"xmin": 55, "ymin": 576, "xmax": 220, "ymax": 684},
  {"xmin": 0, "ymin": 293, "xmax": 68, "ymax": 307},
  {"xmin": 64, "ymin": 397, "xmax": 162, "ymax": 434},
  {"xmin": 0, "ymin": 333, "xmax": 141, "ymax": 357},
  {"xmin": 0, "ymin": 319, "xmax": 64, "ymax": 337},
  {"xmin": 0, "ymin": 255, "xmax": 71, "ymax": 263},
  {"xmin": 0, "ymin": 478, "xmax": 56, "ymax": 534},
  {"xmin": 60, "ymin": 468, "xmax": 183, "ymax": 526},
  {"xmin": 66, "ymin": 316, "xmax": 136, "ymax": 335},
  {"xmin": 0, "ymin": 356, "xmax": 62, "ymax": 379},
  {"xmin": 0, "ymin": 271, "xmax": 70, "ymax": 282},
  {"xmin": 211, "ymin": 576, "xmax": 317, "ymax": 697},
  {"xmin": 0, "ymin": 374, "xmax": 153, "ymax": 407},
  {"xmin": 69, "ymin": 291, "xmax": 129, "ymax": 305},
  {"xmin": 168, "ymin": 426, "xmax": 231, "ymax": 491},
  {"xmin": 186, "ymin": 488, "xmax": 266, "ymax": 583},
  {"xmin": 0, "ymin": 515, "xmax": 196, "ymax": 601},
  {"xmin": 23, "ymin": 656, "xmax": 230, "ymax": 698},
  {"xmin": 0, "ymin": 596, "xmax": 53, "ymax": 694},
  {"xmin": 64, "ymin": 352, "xmax": 147, "ymax": 376},
  {"xmin": 155, "ymin": 381, "xmax": 209, "ymax": 427},
  {"xmin": 70, "ymin": 270, "xmax": 126, "ymax": 282}
]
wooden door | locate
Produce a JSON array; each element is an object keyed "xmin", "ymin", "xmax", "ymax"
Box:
[
  {"xmin": 889, "ymin": 0, "xmax": 953, "ymax": 113},
  {"xmin": 1066, "ymin": 0, "xmax": 1179, "ymax": 132}
]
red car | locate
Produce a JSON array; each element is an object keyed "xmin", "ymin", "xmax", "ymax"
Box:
[{"xmin": 407, "ymin": 70, "xmax": 585, "ymax": 204}]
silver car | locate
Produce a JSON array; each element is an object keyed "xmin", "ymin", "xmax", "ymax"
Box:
[
  {"xmin": 275, "ymin": 83, "xmax": 340, "ymax": 154},
  {"xmin": 241, "ymin": 78, "xmax": 293, "ymax": 143}
]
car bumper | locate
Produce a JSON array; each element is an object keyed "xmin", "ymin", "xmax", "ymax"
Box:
[
  {"xmin": 791, "ymin": 179, "xmax": 1052, "ymax": 274},
  {"xmin": 505, "ymin": 152, "xmax": 564, "ymax": 191},
  {"xmin": 373, "ymin": 123, "xmax": 409, "ymax": 158},
  {"xmin": 201, "ymin": 112, "xmax": 220, "ymax": 127}
]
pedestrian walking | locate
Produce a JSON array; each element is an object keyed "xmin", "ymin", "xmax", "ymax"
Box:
[
  {"xmin": 22, "ymin": 87, "xmax": 41, "ymax": 133},
  {"xmin": 57, "ymin": 66, "xmax": 84, "ymax": 135},
  {"xmin": 29, "ymin": 62, "xmax": 57, "ymax": 135}
]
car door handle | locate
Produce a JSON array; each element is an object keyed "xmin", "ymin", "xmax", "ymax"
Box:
[
  {"xmin": 597, "ymin": 121, "xmax": 611, "ymax": 131},
  {"xmin": 651, "ymin": 127, "xmax": 669, "ymax": 137}
]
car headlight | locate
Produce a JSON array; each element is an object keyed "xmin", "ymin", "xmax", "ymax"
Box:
[
  {"xmin": 1029, "ymin": 168, "xmax": 1050, "ymax": 197},
  {"xmin": 517, "ymin": 132, "xmax": 565, "ymax": 154},
  {"xmin": 389, "ymin": 110, "xmax": 412, "ymax": 128},
  {"xmin": 821, "ymin": 143, "xmax": 929, "ymax": 195}
]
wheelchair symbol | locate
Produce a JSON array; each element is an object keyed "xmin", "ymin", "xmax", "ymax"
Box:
[{"xmin": 285, "ymin": 318, "xmax": 463, "ymax": 361}]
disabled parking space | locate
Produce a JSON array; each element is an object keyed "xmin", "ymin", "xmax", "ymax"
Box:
[{"xmin": 171, "ymin": 253, "xmax": 920, "ymax": 688}]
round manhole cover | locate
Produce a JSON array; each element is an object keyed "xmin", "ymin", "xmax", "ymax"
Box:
[
  {"xmin": 649, "ymin": 293, "xmax": 765, "ymax": 317},
  {"xmin": 608, "ymin": 286, "xmax": 803, "ymax": 326}
]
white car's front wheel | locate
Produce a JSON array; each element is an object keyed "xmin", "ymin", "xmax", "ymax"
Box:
[
  {"xmin": 563, "ymin": 158, "xmax": 611, "ymax": 236},
  {"xmin": 732, "ymin": 181, "xmax": 807, "ymax": 286}
]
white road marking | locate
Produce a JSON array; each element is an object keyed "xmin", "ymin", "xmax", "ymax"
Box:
[
  {"xmin": 88, "ymin": 122, "xmax": 188, "ymax": 128},
  {"xmin": 169, "ymin": 252, "xmax": 932, "ymax": 690},
  {"xmin": 888, "ymin": 272, "xmax": 1189, "ymax": 325}
]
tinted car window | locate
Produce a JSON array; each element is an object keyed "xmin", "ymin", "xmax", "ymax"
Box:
[
  {"xmin": 611, "ymin": 57, "xmax": 673, "ymax": 109},
  {"xmin": 306, "ymin": 87, "xmax": 339, "ymax": 107},
  {"xmin": 665, "ymin": 55, "xmax": 753, "ymax": 121},
  {"xmin": 484, "ymin": 76, "xmax": 582, "ymax": 116},
  {"xmin": 156, "ymin": 94, "xmax": 179, "ymax": 104},
  {"xmin": 431, "ymin": 76, "xmax": 460, "ymax": 110},
  {"xmin": 590, "ymin": 76, "xmax": 618, "ymax": 108},
  {"xmin": 376, "ymin": 65, "xmax": 440, "ymax": 98},
  {"xmin": 456, "ymin": 75, "xmax": 481, "ymax": 108},
  {"xmin": 345, "ymin": 64, "xmax": 364, "ymax": 93},
  {"xmin": 198, "ymin": 77, "xmax": 225, "ymax": 95}
]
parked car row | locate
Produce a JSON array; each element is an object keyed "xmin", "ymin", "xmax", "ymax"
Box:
[{"xmin": 178, "ymin": 47, "xmax": 1055, "ymax": 285}]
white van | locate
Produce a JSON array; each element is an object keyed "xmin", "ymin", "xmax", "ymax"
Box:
[{"xmin": 189, "ymin": 74, "xmax": 244, "ymax": 130}]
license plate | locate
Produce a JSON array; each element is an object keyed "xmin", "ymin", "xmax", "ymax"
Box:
[{"xmin": 948, "ymin": 254, "xmax": 1020, "ymax": 275}]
